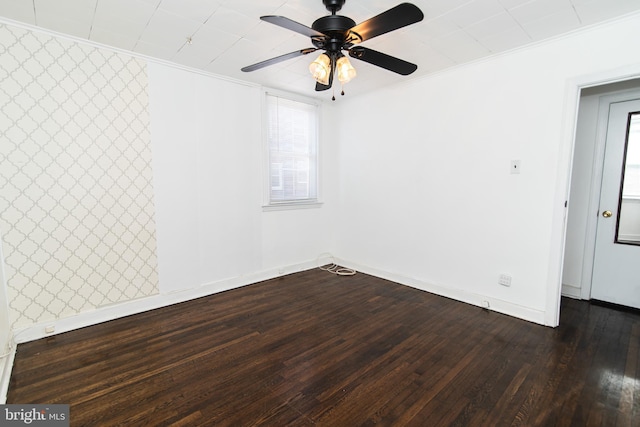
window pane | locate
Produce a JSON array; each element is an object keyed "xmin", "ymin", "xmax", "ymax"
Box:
[
  {"xmin": 616, "ymin": 112, "xmax": 640, "ymax": 244},
  {"xmin": 266, "ymin": 94, "xmax": 318, "ymax": 203},
  {"xmin": 621, "ymin": 113, "xmax": 640, "ymax": 198}
]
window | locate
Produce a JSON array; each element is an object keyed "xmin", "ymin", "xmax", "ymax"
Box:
[{"xmin": 264, "ymin": 92, "xmax": 319, "ymax": 208}]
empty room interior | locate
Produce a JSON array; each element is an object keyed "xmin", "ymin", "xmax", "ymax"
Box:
[{"xmin": 1, "ymin": 0, "xmax": 640, "ymax": 425}]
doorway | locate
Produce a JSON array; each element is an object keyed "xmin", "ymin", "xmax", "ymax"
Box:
[
  {"xmin": 591, "ymin": 99, "xmax": 640, "ymax": 308},
  {"xmin": 563, "ymin": 79, "xmax": 640, "ymax": 307}
]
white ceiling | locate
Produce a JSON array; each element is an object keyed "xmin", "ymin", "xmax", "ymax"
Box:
[{"xmin": 1, "ymin": 0, "xmax": 639, "ymax": 100}]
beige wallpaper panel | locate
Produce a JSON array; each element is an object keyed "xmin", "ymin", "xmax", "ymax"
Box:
[{"xmin": 0, "ymin": 24, "xmax": 159, "ymax": 329}]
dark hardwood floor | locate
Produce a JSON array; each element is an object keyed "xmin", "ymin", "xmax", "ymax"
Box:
[{"xmin": 7, "ymin": 269, "xmax": 640, "ymax": 426}]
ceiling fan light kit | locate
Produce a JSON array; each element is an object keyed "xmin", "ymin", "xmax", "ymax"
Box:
[{"xmin": 241, "ymin": 0, "xmax": 424, "ymax": 100}]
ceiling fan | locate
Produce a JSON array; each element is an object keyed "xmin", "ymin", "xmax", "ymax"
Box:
[{"xmin": 241, "ymin": 0, "xmax": 424, "ymax": 98}]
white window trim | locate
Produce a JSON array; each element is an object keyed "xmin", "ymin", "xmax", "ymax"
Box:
[
  {"xmin": 261, "ymin": 88, "xmax": 322, "ymax": 211},
  {"xmin": 262, "ymin": 200, "xmax": 324, "ymax": 212}
]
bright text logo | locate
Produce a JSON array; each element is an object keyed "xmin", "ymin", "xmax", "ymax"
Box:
[{"xmin": 1, "ymin": 405, "xmax": 69, "ymax": 426}]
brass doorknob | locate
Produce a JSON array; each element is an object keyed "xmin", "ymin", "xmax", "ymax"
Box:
[{"xmin": 602, "ymin": 210, "xmax": 613, "ymax": 218}]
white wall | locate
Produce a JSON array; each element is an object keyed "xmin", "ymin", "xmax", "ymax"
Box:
[
  {"xmin": 332, "ymin": 13, "xmax": 640, "ymax": 326},
  {"xmin": 148, "ymin": 63, "xmax": 337, "ymax": 296}
]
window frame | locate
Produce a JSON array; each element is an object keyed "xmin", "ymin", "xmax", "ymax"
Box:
[{"xmin": 262, "ymin": 89, "xmax": 322, "ymax": 211}]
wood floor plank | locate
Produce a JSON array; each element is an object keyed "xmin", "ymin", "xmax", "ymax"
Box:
[{"xmin": 7, "ymin": 269, "xmax": 640, "ymax": 426}]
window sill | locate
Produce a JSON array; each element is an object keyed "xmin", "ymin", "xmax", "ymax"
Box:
[{"xmin": 262, "ymin": 201, "xmax": 323, "ymax": 212}]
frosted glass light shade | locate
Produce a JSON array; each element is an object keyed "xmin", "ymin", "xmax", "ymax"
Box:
[
  {"xmin": 309, "ymin": 53, "xmax": 331, "ymax": 85},
  {"xmin": 336, "ymin": 55, "xmax": 356, "ymax": 84}
]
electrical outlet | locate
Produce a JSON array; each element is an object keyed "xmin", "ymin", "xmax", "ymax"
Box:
[{"xmin": 498, "ymin": 274, "xmax": 512, "ymax": 287}]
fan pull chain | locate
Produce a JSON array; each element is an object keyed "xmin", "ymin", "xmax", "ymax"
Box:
[{"xmin": 331, "ymin": 84, "xmax": 346, "ymax": 101}]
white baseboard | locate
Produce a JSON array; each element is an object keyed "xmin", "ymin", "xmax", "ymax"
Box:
[
  {"xmin": 336, "ymin": 258, "xmax": 547, "ymax": 326},
  {"xmin": 12, "ymin": 259, "xmax": 318, "ymax": 344},
  {"xmin": 0, "ymin": 345, "xmax": 16, "ymax": 404},
  {"xmin": 561, "ymin": 283, "xmax": 582, "ymax": 299}
]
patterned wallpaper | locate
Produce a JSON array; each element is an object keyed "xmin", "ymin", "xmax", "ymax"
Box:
[{"xmin": 0, "ymin": 24, "xmax": 159, "ymax": 329}]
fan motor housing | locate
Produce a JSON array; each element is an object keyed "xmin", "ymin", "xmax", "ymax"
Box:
[{"xmin": 312, "ymin": 15, "xmax": 355, "ymax": 36}]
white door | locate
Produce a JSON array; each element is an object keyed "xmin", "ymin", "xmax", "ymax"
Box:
[{"xmin": 591, "ymin": 99, "xmax": 640, "ymax": 308}]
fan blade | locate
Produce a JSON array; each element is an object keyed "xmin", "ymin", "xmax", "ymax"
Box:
[
  {"xmin": 349, "ymin": 46, "xmax": 417, "ymax": 75},
  {"xmin": 241, "ymin": 48, "xmax": 317, "ymax": 72},
  {"xmin": 261, "ymin": 16, "xmax": 326, "ymax": 38},
  {"xmin": 347, "ymin": 3, "xmax": 424, "ymax": 44}
]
